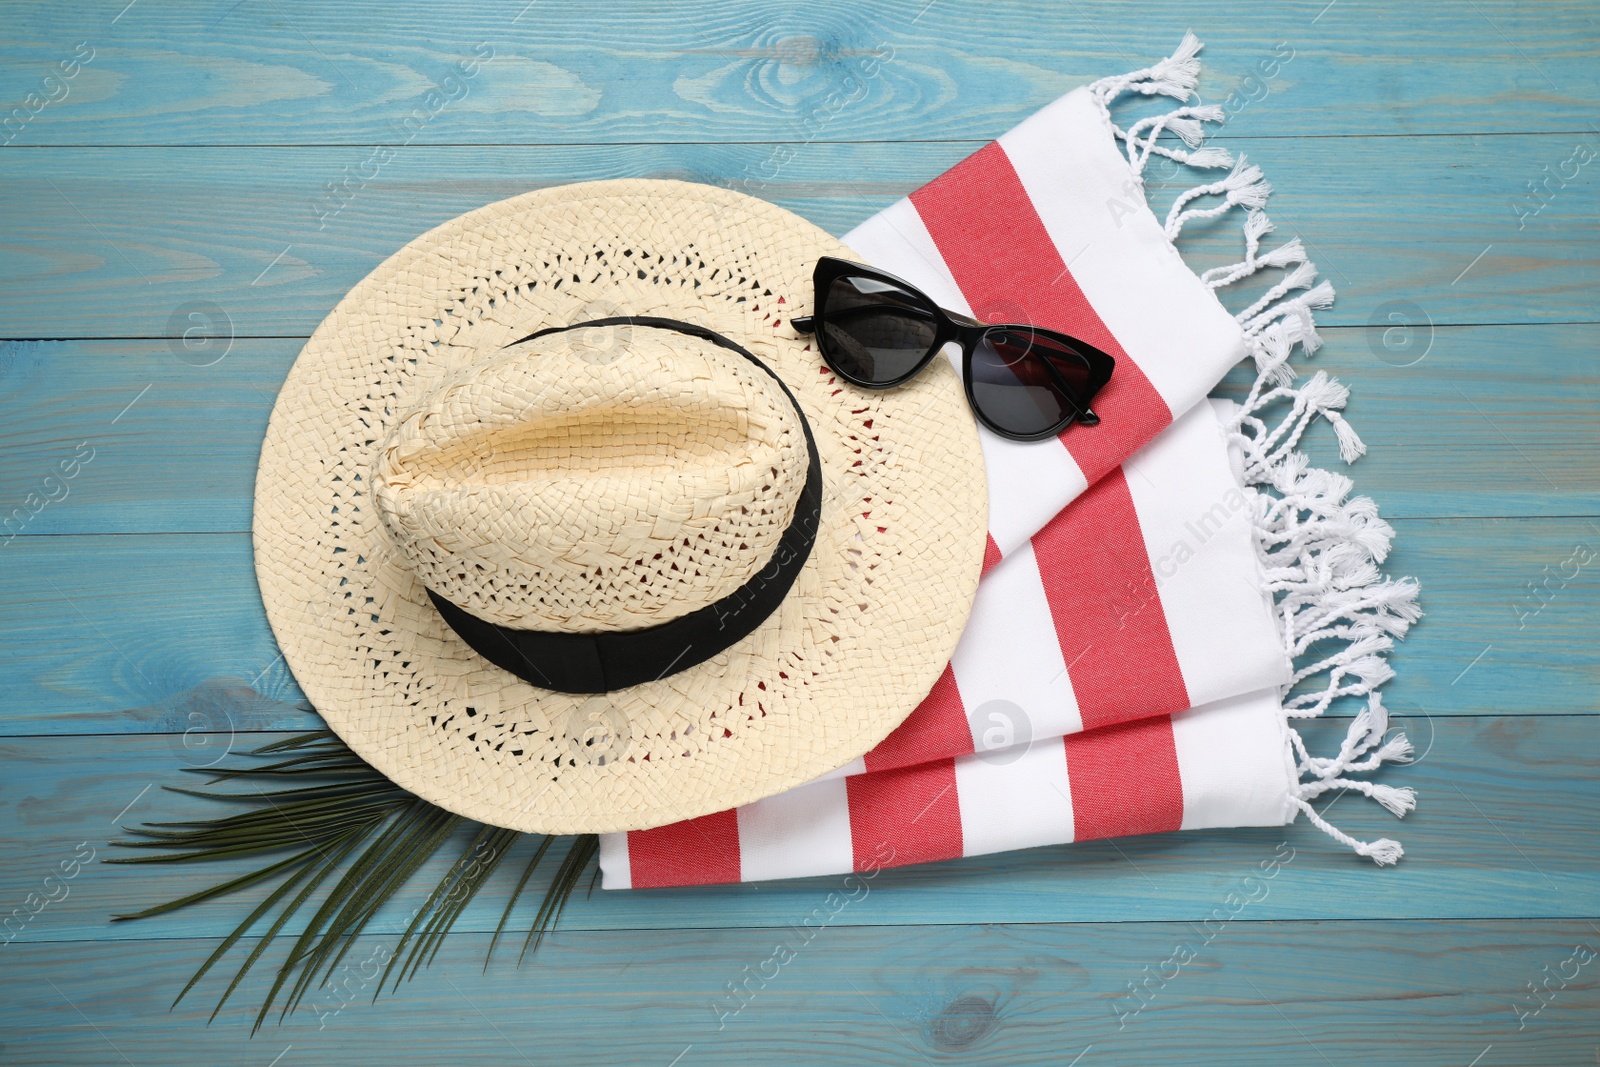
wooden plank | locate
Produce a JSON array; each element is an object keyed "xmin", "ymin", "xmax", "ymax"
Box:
[
  {"xmin": 0, "ymin": 339, "xmax": 293, "ymax": 537},
  {"xmin": 2, "ymin": 511, "xmax": 1596, "ymax": 729},
  {"xmin": 0, "ymin": 533, "xmax": 313, "ymax": 728},
  {"xmin": 2, "ymin": 325, "xmax": 1594, "ymax": 537},
  {"xmin": 0, "ymin": 0, "xmax": 1595, "ymax": 145},
  {"xmin": 0, "ymin": 134, "xmax": 1595, "ymax": 339},
  {"xmin": 2, "ymin": 715, "xmax": 1595, "ymax": 946},
  {"xmin": 2, "ymin": 919, "xmax": 1596, "ymax": 1064},
  {"xmin": 1379, "ymin": 517, "xmax": 1600, "ymax": 712}
]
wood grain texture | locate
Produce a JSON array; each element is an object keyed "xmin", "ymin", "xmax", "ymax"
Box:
[
  {"xmin": 1213, "ymin": 325, "xmax": 1600, "ymax": 520},
  {"xmin": 2, "ymin": 326, "xmax": 1593, "ymax": 538},
  {"xmin": 2, "ymin": 921, "xmax": 1597, "ymax": 1065},
  {"xmin": 0, "ymin": 0, "xmax": 1595, "ymax": 1060},
  {"xmin": 0, "ymin": 0, "xmax": 1596, "ymax": 145},
  {"xmin": 1, "ymin": 134, "xmax": 1595, "ymax": 340},
  {"xmin": 2, "ymin": 716, "xmax": 1596, "ymax": 946},
  {"xmin": 1, "ymin": 516, "xmax": 1594, "ymax": 729}
]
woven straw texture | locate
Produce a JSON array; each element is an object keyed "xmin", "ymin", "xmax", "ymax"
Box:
[
  {"xmin": 372, "ymin": 330, "xmax": 813, "ymax": 632},
  {"xmin": 253, "ymin": 179, "xmax": 987, "ymax": 834}
]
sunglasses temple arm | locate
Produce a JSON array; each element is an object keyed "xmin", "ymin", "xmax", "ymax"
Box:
[
  {"xmin": 1034, "ymin": 353, "xmax": 1101, "ymax": 426},
  {"xmin": 793, "ymin": 304, "xmax": 939, "ymax": 335}
]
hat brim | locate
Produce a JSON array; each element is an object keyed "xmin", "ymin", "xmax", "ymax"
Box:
[{"xmin": 253, "ymin": 179, "xmax": 987, "ymax": 834}]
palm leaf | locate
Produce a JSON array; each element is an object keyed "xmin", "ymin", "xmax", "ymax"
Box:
[
  {"xmin": 486, "ymin": 833, "xmax": 556, "ymax": 967},
  {"xmin": 383, "ymin": 823, "xmax": 520, "ymax": 992},
  {"xmin": 273, "ymin": 801, "xmax": 456, "ymax": 1024},
  {"xmin": 110, "ymin": 730, "xmax": 597, "ymax": 1027},
  {"xmin": 521, "ymin": 834, "xmax": 598, "ymax": 964},
  {"xmin": 201, "ymin": 830, "xmax": 368, "ymax": 1024}
]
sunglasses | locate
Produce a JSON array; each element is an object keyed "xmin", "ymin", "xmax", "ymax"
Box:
[{"xmin": 791, "ymin": 257, "xmax": 1116, "ymax": 441}]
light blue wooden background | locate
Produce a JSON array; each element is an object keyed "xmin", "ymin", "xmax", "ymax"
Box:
[{"xmin": 2, "ymin": 1, "xmax": 1596, "ymax": 1063}]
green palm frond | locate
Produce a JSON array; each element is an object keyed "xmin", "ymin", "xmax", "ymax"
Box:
[{"xmin": 110, "ymin": 730, "xmax": 596, "ymax": 1030}]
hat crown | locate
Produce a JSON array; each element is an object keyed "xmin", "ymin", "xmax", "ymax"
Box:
[{"xmin": 372, "ymin": 327, "xmax": 810, "ymax": 632}]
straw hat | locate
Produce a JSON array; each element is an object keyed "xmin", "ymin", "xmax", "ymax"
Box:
[{"xmin": 253, "ymin": 179, "xmax": 987, "ymax": 834}]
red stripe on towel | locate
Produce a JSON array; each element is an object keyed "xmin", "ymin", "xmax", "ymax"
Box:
[
  {"xmin": 909, "ymin": 141, "xmax": 1174, "ymax": 486},
  {"xmin": 1063, "ymin": 716, "xmax": 1185, "ymax": 839},
  {"xmin": 626, "ymin": 808, "xmax": 741, "ymax": 888},
  {"xmin": 1032, "ymin": 467, "xmax": 1191, "ymax": 729},
  {"xmin": 846, "ymin": 758, "xmax": 962, "ymax": 870},
  {"xmin": 982, "ymin": 534, "xmax": 1003, "ymax": 575},
  {"xmin": 863, "ymin": 663, "xmax": 973, "ymax": 774}
]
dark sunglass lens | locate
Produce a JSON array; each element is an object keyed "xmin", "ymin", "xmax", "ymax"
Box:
[
  {"xmin": 819, "ymin": 275, "xmax": 938, "ymax": 385},
  {"xmin": 970, "ymin": 328, "xmax": 1091, "ymax": 437}
]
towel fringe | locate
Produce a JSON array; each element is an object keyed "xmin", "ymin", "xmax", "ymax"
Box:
[
  {"xmin": 1093, "ymin": 36, "xmax": 1423, "ymax": 865},
  {"xmin": 1285, "ymin": 696, "xmax": 1413, "ymax": 863},
  {"xmin": 1288, "ymin": 796, "xmax": 1406, "ymax": 866},
  {"xmin": 1164, "ymin": 156, "xmax": 1271, "ymax": 238},
  {"xmin": 1089, "ymin": 30, "xmax": 1205, "ymax": 111},
  {"xmin": 1242, "ymin": 407, "xmax": 1421, "ymax": 861}
]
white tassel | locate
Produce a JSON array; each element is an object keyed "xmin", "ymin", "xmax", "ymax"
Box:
[
  {"xmin": 1260, "ymin": 237, "xmax": 1307, "ymax": 270},
  {"xmin": 1294, "ymin": 694, "xmax": 1390, "ymax": 776},
  {"xmin": 1335, "ymin": 734, "xmax": 1416, "ymax": 775},
  {"xmin": 1243, "ymin": 279, "xmax": 1335, "ymax": 341},
  {"xmin": 1164, "ymin": 156, "xmax": 1270, "ymax": 237},
  {"xmin": 1234, "ymin": 360, "xmax": 1423, "ymax": 863},
  {"xmin": 1202, "ymin": 212, "xmax": 1285, "ymax": 289},
  {"xmin": 1244, "ymin": 326, "xmax": 1296, "ymax": 387},
  {"xmin": 1149, "ymin": 30, "xmax": 1205, "ymax": 99},
  {"xmin": 1124, "ymin": 106, "xmax": 1229, "ymax": 174},
  {"xmin": 1089, "ymin": 34, "xmax": 1232, "ymax": 179},
  {"xmin": 1231, "ymin": 306, "xmax": 1423, "ymax": 864},
  {"xmin": 1237, "ymin": 261, "xmax": 1317, "ymax": 323},
  {"xmin": 1090, "ymin": 30, "xmax": 1205, "ymax": 104},
  {"xmin": 1288, "ymin": 795, "xmax": 1405, "ymax": 866},
  {"xmin": 1296, "ymin": 369, "xmax": 1348, "ymax": 412},
  {"xmin": 1184, "ymin": 145, "xmax": 1235, "ymax": 169},
  {"xmin": 1243, "ymin": 209, "xmax": 1276, "ymax": 248},
  {"xmin": 1094, "ymin": 38, "xmax": 1421, "ymax": 866},
  {"xmin": 1362, "ymin": 838, "xmax": 1406, "ymax": 866},
  {"xmin": 1366, "ymin": 782, "xmax": 1418, "ymax": 817},
  {"xmin": 1327, "ymin": 411, "xmax": 1367, "ymax": 463},
  {"xmin": 1297, "ymin": 778, "xmax": 1417, "ymax": 817},
  {"xmin": 1288, "ymin": 701, "xmax": 1415, "ymax": 861},
  {"xmin": 1165, "ymin": 115, "xmax": 1209, "ymax": 148}
]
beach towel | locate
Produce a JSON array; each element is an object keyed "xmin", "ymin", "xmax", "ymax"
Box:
[{"xmin": 600, "ymin": 36, "xmax": 1421, "ymax": 887}]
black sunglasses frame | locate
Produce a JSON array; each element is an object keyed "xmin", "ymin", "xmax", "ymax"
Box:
[{"xmin": 791, "ymin": 256, "xmax": 1116, "ymax": 442}]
